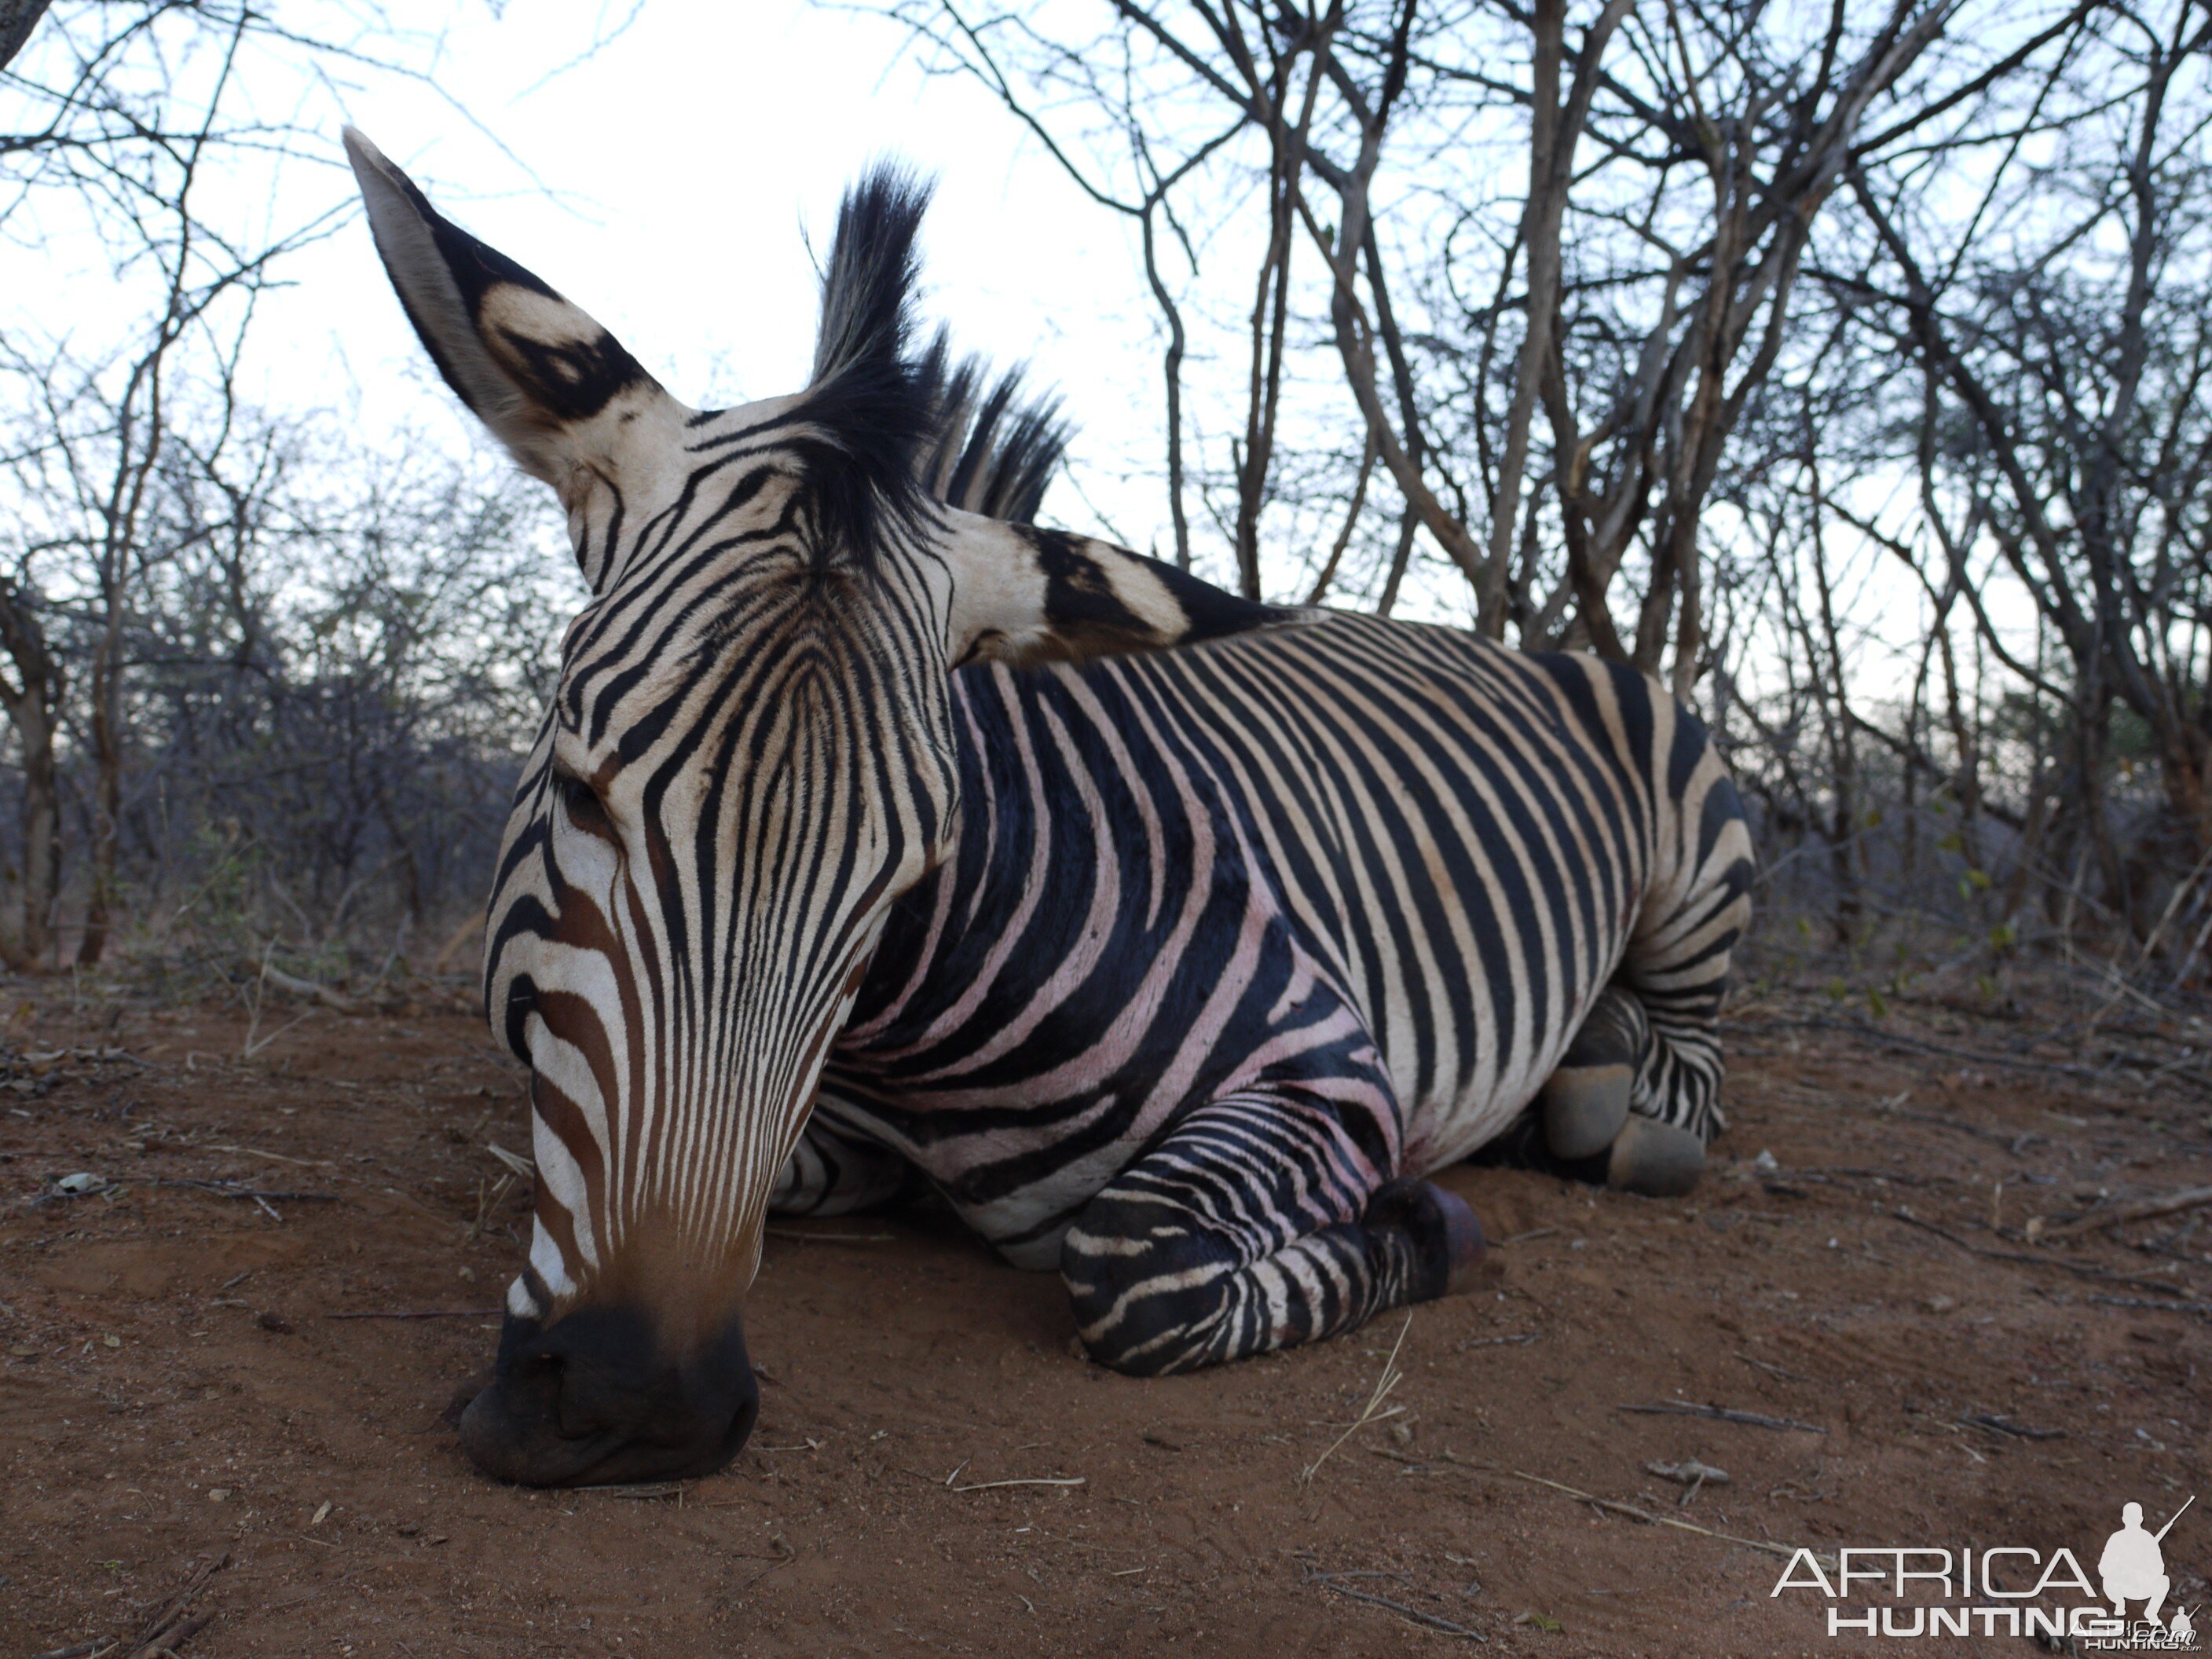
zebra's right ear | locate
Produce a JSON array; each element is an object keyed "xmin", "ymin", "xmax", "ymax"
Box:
[
  {"xmin": 941, "ymin": 515, "xmax": 1311, "ymax": 667},
  {"xmin": 343, "ymin": 127, "xmax": 679, "ymax": 492}
]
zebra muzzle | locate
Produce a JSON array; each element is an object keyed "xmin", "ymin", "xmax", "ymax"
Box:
[{"xmin": 456, "ymin": 1302, "xmax": 760, "ymax": 1487}]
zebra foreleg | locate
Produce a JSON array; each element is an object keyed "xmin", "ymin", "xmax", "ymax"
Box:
[
  {"xmin": 769, "ymin": 1107, "xmax": 909, "ymax": 1216},
  {"xmin": 1060, "ymin": 1093, "xmax": 1488, "ymax": 1376}
]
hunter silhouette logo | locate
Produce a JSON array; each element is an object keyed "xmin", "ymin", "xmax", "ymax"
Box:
[
  {"xmin": 1770, "ymin": 1492, "xmax": 2199, "ymax": 1647},
  {"xmin": 2102, "ymin": 1497, "xmax": 2190, "ymax": 1629}
]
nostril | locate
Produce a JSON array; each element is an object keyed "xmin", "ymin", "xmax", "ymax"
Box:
[
  {"xmin": 528, "ymin": 1353, "xmax": 616, "ymax": 1441},
  {"xmin": 721, "ymin": 1379, "xmax": 760, "ymax": 1459}
]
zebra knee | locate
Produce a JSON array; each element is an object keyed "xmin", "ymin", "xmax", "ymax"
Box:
[
  {"xmin": 1061, "ymin": 1181, "xmax": 1491, "ymax": 1374},
  {"xmin": 1060, "ymin": 1192, "xmax": 1235, "ymax": 1376}
]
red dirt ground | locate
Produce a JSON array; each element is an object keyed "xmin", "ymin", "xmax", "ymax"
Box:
[{"xmin": 1, "ymin": 977, "xmax": 2206, "ymax": 1657}]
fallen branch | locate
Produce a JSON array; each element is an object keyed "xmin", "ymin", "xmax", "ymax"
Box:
[
  {"xmin": 1959, "ymin": 1412, "xmax": 2062, "ymax": 1441},
  {"xmin": 1617, "ymin": 1401, "xmax": 1826, "ymax": 1434},
  {"xmin": 123, "ymin": 1551, "xmax": 228, "ymax": 1659},
  {"xmin": 203, "ymin": 1145, "xmax": 335, "ymax": 1170},
  {"xmin": 327, "ymin": 1308, "xmax": 500, "ymax": 1321},
  {"xmin": 150, "ymin": 1180, "xmax": 336, "ymax": 1204},
  {"xmin": 2089, "ymin": 1295, "xmax": 2212, "ymax": 1320},
  {"xmin": 1887, "ymin": 1206, "xmax": 2199, "ymax": 1297},
  {"xmin": 2034, "ymin": 1184, "xmax": 2212, "ymax": 1242},
  {"xmin": 1299, "ymin": 1565, "xmax": 1485, "ymax": 1641},
  {"xmin": 129, "ymin": 1612, "xmax": 208, "ymax": 1659},
  {"xmin": 1387, "ymin": 1452, "xmax": 1837, "ymax": 1572},
  {"xmin": 950, "ymin": 1476, "xmax": 1086, "ymax": 1492},
  {"xmin": 256, "ymin": 964, "xmax": 353, "ymax": 1014}
]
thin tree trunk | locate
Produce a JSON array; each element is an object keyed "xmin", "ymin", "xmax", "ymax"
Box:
[
  {"xmin": 16, "ymin": 698, "xmax": 60, "ymax": 969},
  {"xmin": 78, "ymin": 628, "xmax": 123, "ymax": 965}
]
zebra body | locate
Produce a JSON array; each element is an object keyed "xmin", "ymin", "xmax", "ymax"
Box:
[
  {"xmin": 340, "ymin": 130, "xmax": 1751, "ymax": 1478},
  {"xmin": 782, "ymin": 615, "xmax": 1750, "ymax": 1369}
]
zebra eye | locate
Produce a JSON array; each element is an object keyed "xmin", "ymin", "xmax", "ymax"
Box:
[{"xmin": 552, "ymin": 768, "xmax": 613, "ymax": 837}]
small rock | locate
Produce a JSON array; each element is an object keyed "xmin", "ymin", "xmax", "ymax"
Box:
[
  {"xmin": 53, "ymin": 1171, "xmax": 105, "ymax": 1195},
  {"xmin": 257, "ymin": 1312, "xmax": 293, "ymax": 1334},
  {"xmin": 1923, "ymin": 1295, "xmax": 1956, "ymax": 1314},
  {"xmin": 208, "ymin": 1488, "xmax": 230, "ymax": 1503},
  {"xmin": 1752, "ymin": 1149, "xmax": 1781, "ymax": 1176},
  {"xmin": 7, "ymin": 1342, "xmax": 38, "ymax": 1360},
  {"xmin": 101, "ymin": 1334, "xmax": 119, "ymax": 1349},
  {"xmin": 1390, "ymin": 1421, "xmax": 1415, "ymax": 1447},
  {"xmin": 456, "ymin": 1265, "xmax": 475, "ymax": 1283}
]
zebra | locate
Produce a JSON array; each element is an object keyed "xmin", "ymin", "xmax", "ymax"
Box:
[{"xmin": 342, "ymin": 130, "xmax": 1754, "ymax": 1488}]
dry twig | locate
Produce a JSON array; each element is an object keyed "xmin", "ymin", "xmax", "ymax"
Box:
[
  {"xmin": 1384, "ymin": 1451, "xmax": 1837, "ymax": 1571},
  {"xmin": 1617, "ymin": 1401, "xmax": 1825, "ymax": 1433},
  {"xmin": 2034, "ymin": 1184, "xmax": 2212, "ymax": 1241},
  {"xmin": 1298, "ymin": 1563, "xmax": 1485, "ymax": 1641},
  {"xmin": 1299, "ymin": 1312, "xmax": 1411, "ymax": 1485},
  {"xmin": 1889, "ymin": 1206, "xmax": 2199, "ymax": 1297},
  {"xmin": 122, "ymin": 1551, "xmax": 228, "ymax": 1659},
  {"xmin": 327, "ymin": 1308, "xmax": 499, "ymax": 1321},
  {"xmin": 950, "ymin": 1476, "xmax": 1086, "ymax": 1492}
]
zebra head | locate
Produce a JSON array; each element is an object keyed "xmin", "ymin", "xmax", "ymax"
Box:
[{"xmin": 343, "ymin": 130, "xmax": 1291, "ymax": 1485}]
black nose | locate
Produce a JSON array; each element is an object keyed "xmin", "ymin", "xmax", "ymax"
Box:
[{"xmin": 457, "ymin": 1303, "xmax": 758, "ymax": 1486}]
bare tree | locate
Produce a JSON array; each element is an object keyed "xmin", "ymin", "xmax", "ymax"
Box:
[
  {"xmin": 1836, "ymin": 2, "xmax": 2212, "ymax": 930},
  {"xmin": 867, "ymin": 2, "xmax": 2078, "ymax": 697}
]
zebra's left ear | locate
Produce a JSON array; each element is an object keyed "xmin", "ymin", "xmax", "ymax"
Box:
[
  {"xmin": 941, "ymin": 516, "xmax": 1312, "ymax": 667},
  {"xmin": 343, "ymin": 127, "xmax": 679, "ymax": 493}
]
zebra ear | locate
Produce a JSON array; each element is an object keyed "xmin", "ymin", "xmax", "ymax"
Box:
[
  {"xmin": 342, "ymin": 127, "xmax": 676, "ymax": 489},
  {"xmin": 942, "ymin": 517, "xmax": 1311, "ymax": 667}
]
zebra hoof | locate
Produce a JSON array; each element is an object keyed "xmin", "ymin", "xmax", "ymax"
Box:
[
  {"xmin": 1365, "ymin": 1179, "xmax": 1492, "ymax": 1300},
  {"xmin": 1605, "ymin": 1116, "xmax": 1706, "ymax": 1198},
  {"xmin": 1540, "ymin": 1064, "xmax": 1634, "ymax": 1161}
]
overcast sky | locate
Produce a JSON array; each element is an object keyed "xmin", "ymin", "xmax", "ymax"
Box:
[{"xmin": 14, "ymin": 0, "xmax": 1216, "ymax": 562}]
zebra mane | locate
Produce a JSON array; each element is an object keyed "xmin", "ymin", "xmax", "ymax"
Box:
[
  {"xmin": 803, "ymin": 166, "xmax": 1066, "ymax": 569},
  {"xmin": 802, "ymin": 164, "xmax": 938, "ymax": 572},
  {"xmin": 913, "ymin": 334, "xmax": 1068, "ymax": 525}
]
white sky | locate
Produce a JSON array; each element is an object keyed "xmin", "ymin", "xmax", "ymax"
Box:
[
  {"xmin": 260, "ymin": 0, "xmax": 1186, "ymax": 558},
  {"xmin": 8, "ymin": 0, "xmax": 2038, "ymax": 677},
  {"xmin": 5, "ymin": 0, "xmax": 1236, "ymax": 566}
]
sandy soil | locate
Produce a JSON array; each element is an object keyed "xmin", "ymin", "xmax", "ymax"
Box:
[{"xmin": 0, "ymin": 977, "xmax": 2206, "ymax": 1657}]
